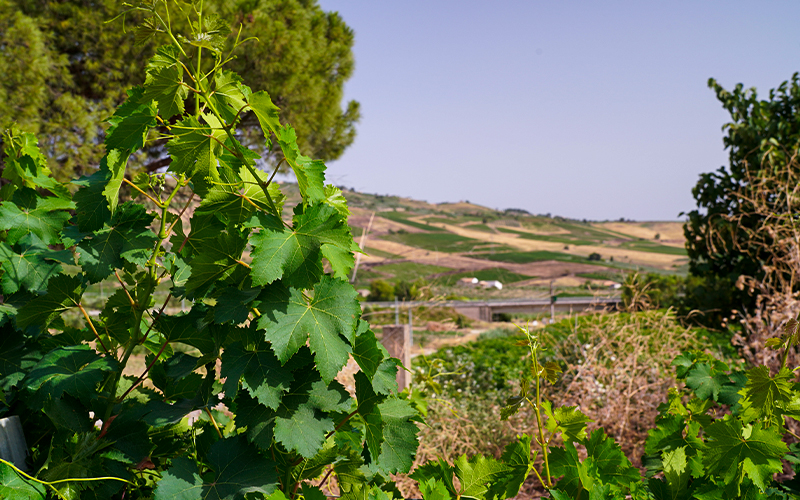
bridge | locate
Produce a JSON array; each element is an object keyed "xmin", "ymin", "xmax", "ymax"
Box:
[{"xmin": 364, "ymin": 296, "xmax": 622, "ymax": 322}]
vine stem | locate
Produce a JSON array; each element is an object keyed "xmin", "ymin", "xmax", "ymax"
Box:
[
  {"xmin": 205, "ymin": 407, "xmax": 223, "ymax": 438},
  {"xmin": 0, "ymin": 457, "xmax": 133, "ymax": 499},
  {"xmin": 77, "ymin": 303, "xmax": 111, "ymax": 355}
]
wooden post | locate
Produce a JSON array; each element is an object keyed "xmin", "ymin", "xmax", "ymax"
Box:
[
  {"xmin": 381, "ymin": 324, "xmax": 411, "ymax": 391},
  {"xmin": 0, "ymin": 416, "xmax": 29, "ymax": 470}
]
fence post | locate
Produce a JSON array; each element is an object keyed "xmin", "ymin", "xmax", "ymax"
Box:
[
  {"xmin": 0, "ymin": 416, "xmax": 29, "ymax": 470},
  {"xmin": 381, "ymin": 324, "xmax": 412, "ymax": 391}
]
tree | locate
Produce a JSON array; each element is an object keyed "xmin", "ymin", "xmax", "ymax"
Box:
[
  {"xmin": 0, "ymin": 0, "xmax": 359, "ymax": 181},
  {"xmin": 684, "ymin": 75, "xmax": 800, "ymax": 319}
]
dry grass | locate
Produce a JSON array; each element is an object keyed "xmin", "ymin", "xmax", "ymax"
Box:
[{"xmin": 399, "ymin": 309, "xmax": 716, "ymax": 498}]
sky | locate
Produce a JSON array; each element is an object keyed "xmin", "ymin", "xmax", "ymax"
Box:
[{"xmin": 313, "ymin": 0, "xmax": 800, "ymax": 221}]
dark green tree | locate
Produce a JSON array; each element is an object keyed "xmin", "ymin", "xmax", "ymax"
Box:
[
  {"xmin": 0, "ymin": 0, "xmax": 359, "ymax": 181},
  {"xmin": 683, "ymin": 75, "xmax": 800, "ymax": 319}
]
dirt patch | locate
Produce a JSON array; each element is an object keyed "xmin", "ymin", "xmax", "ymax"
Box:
[{"xmin": 596, "ymin": 221, "xmax": 685, "ymax": 247}]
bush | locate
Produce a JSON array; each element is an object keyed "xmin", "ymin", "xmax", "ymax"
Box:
[
  {"xmin": 587, "ymin": 252, "xmax": 602, "ymax": 261},
  {"xmin": 368, "ymin": 279, "xmax": 395, "ymax": 301}
]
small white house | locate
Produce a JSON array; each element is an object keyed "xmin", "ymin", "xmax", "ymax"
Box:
[{"xmin": 479, "ymin": 280, "xmax": 503, "ymax": 290}]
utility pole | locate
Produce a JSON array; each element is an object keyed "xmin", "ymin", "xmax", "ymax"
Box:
[
  {"xmin": 350, "ymin": 211, "xmax": 375, "ymax": 284},
  {"xmin": 550, "ymin": 280, "xmax": 555, "ymax": 324}
]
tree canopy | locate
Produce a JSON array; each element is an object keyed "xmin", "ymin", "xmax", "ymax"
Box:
[
  {"xmin": 683, "ymin": 75, "xmax": 800, "ymax": 315},
  {"xmin": 0, "ymin": 0, "xmax": 359, "ymax": 180}
]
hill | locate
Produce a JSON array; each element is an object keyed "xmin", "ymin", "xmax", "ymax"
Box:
[{"xmin": 283, "ymin": 185, "xmax": 688, "ymax": 300}]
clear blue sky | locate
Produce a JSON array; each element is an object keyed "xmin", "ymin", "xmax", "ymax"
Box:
[{"xmin": 315, "ymin": 0, "xmax": 800, "ymax": 220}]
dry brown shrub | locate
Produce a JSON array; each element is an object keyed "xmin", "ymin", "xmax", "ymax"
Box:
[{"xmin": 399, "ymin": 309, "xmax": 711, "ymax": 498}]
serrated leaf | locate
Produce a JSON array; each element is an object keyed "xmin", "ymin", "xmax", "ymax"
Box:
[
  {"xmin": 24, "ymin": 345, "xmax": 118, "ymax": 404},
  {"xmin": 16, "ymin": 274, "xmax": 84, "ymax": 331},
  {"xmin": 275, "ymin": 125, "xmax": 326, "ymax": 204},
  {"xmin": 0, "ymin": 238, "xmax": 69, "ymax": 294},
  {"xmin": 155, "ymin": 307, "xmax": 216, "ymax": 355},
  {"xmin": 214, "ymin": 286, "xmax": 260, "ymax": 324},
  {"xmin": 584, "ymin": 428, "xmax": 641, "ymax": 487},
  {"xmin": 375, "ymin": 397, "xmax": 418, "ymax": 474},
  {"xmin": 221, "ymin": 342, "xmax": 292, "ymax": 410},
  {"xmin": 0, "ymin": 188, "xmax": 73, "ymax": 245},
  {"xmin": 105, "ymin": 86, "xmax": 157, "ymax": 153},
  {"xmin": 0, "ymin": 462, "xmax": 46, "ymax": 499},
  {"xmin": 167, "ymin": 116, "xmax": 222, "ymax": 197},
  {"xmin": 248, "ymin": 90, "xmax": 282, "ymax": 136},
  {"xmin": 273, "ymin": 404, "xmax": 334, "ymax": 459},
  {"xmin": 543, "ymin": 402, "xmax": 593, "ymax": 444},
  {"xmin": 356, "ymin": 371, "xmax": 386, "ymax": 461},
  {"xmin": 209, "ymin": 70, "xmax": 248, "ymax": 124},
  {"xmin": 453, "ymin": 454, "xmax": 510, "ymax": 500},
  {"xmin": 738, "ymin": 366, "xmax": 793, "ymax": 423},
  {"xmin": 142, "ymin": 47, "xmax": 187, "ymax": 120},
  {"xmin": 257, "ymin": 277, "xmax": 359, "ymax": 383},
  {"xmin": 234, "ymin": 391, "xmax": 275, "ymax": 450},
  {"xmin": 198, "ymin": 163, "xmax": 281, "ymax": 226},
  {"xmin": 184, "ymin": 231, "xmax": 248, "ymax": 299},
  {"xmin": 0, "ymin": 326, "xmax": 42, "ymax": 392},
  {"xmin": 72, "ymin": 168, "xmax": 112, "ymax": 232},
  {"xmin": 661, "ymin": 446, "xmax": 689, "ymax": 498},
  {"xmin": 186, "ymin": 14, "xmax": 231, "ymax": 53},
  {"xmin": 703, "ymin": 418, "xmax": 787, "ymax": 493},
  {"xmin": 325, "ymin": 184, "xmax": 350, "ymax": 218},
  {"xmin": 76, "ymin": 202, "xmax": 157, "ymax": 283},
  {"xmin": 489, "ymin": 435, "xmax": 534, "ymax": 500},
  {"xmin": 154, "ymin": 436, "xmax": 276, "ymax": 500},
  {"xmin": 684, "ymin": 363, "xmax": 730, "ymax": 401},
  {"xmin": 784, "ymin": 317, "xmax": 800, "ymax": 346},
  {"xmin": 249, "ymin": 203, "xmax": 354, "ymax": 288}
]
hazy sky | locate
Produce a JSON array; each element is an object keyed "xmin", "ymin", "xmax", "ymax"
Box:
[{"xmin": 315, "ymin": 1, "xmax": 800, "ymax": 220}]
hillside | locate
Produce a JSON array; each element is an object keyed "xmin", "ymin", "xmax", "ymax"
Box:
[{"xmin": 284, "ymin": 185, "xmax": 689, "ymax": 299}]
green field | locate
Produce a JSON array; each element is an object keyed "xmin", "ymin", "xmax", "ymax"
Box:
[
  {"xmin": 618, "ymin": 240, "xmax": 687, "ymax": 256},
  {"xmin": 380, "ymin": 211, "xmax": 446, "ymax": 231},
  {"xmin": 382, "ymin": 232, "xmax": 511, "ymax": 253},
  {"xmin": 373, "ymin": 262, "xmax": 452, "ymax": 281},
  {"xmin": 474, "ymin": 250, "xmax": 592, "ymax": 265},
  {"xmin": 434, "ymin": 267, "xmax": 534, "ymax": 286}
]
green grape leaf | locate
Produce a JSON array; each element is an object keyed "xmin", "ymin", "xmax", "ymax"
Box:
[
  {"xmin": 411, "ymin": 458, "xmax": 457, "ymax": 498},
  {"xmin": 275, "ymin": 125, "xmax": 326, "ymax": 204},
  {"xmin": 221, "ymin": 342, "xmax": 292, "ymax": 410},
  {"xmin": 738, "ymin": 366, "xmax": 794, "ymax": 423},
  {"xmin": 453, "ymin": 454, "xmax": 510, "ymax": 500},
  {"xmin": 257, "ymin": 277, "xmax": 359, "ymax": 383},
  {"xmin": 584, "ymin": 428, "xmax": 641, "ymax": 487},
  {"xmin": 186, "ymin": 14, "xmax": 231, "ymax": 53},
  {"xmin": 214, "ymin": 286, "xmax": 261, "ymax": 324},
  {"xmin": 105, "ymin": 86, "xmax": 157, "ymax": 153},
  {"xmin": 273, "ymin": 404, "xmax": 334, "ymax": 459},
  {"xmin": 352, "ymin": 321, "xmax": 389, "ymax": 380},
  {"xmin": 249, "ymin": 203, "xmax": 354, "ymax": 289},
  {"xmin": 209, "ymin": 70, "xmax": 248, "ymax": 124},
  {"xmin": 661, "ymin": 446, "xmax": 689, "ymax": 498},
  {"xmin": 77, "ymin": 202, "xmax": 157, "ymax": 283},
  {"xmin": 248, "ymin": 90, "xmax": 282, "ymax": 136},
  {"xmin": 0, "ymin": 188, "xmax": 73, "ymax": 245},
  {"xmin": 0, "ymin": 238, "xmax": 69, "ymax": 295},
  {"xmin": 198, "ymin": 164, "xmax": 281, "ymax": 226},
  {"xmin": 143, "ymin": 64, "xmax": 187, "ymax": 120},
  {"xmin": 488, "ymin": 435, "xmax": 534, "ymax": 500},
  {"xmin": 184, "ymin": 231, "xmax": 248, "ymax": 299},
  {"xmin": 72, "ymin": 168, "xmax": 112, "ymax": 232},
  {"xmin": 16, "ymin": 274, "xmax": 84, "ymax": 331},
  {"xmin": 234, "ymin": 391, "xmax": 275, "ymax": 451},
  {"xmin": 154, "ymin": 436, "xmax": 276, "ymax": 500},
  {"xmin": 0, "ymin": 462, "xmax": 46, "ymax": 499},
  {"xmin": 325, "ymin": 184, "xmax": 351, "ymax": 218},
  {"xmin": 356, "ymin": 371, "xmax": 385, "ymax": 461},
  {"xmin": 645, "ymin": 414, "xmax": 687, "ymax": 456},
  {"xmin": 374, "ymin": 397, "xmax": 419, "ymax": 474},
  {"xmin": 684, "ymin": 363, "xmax": 730, "ymax": 401},
  {"xmin": 703, "ymin": 418, "xmax": 787, "ymax": 493},
  {"xmin": 543, "ymin": 402, "xmax": 593, "ymax": 444},
  {"xmin": 24, "ymin": 345, "xmax": 118, "ymax": 404},
  {"xmin": 166, "ymin": 116, "xmax": 222, "ymax": 197},
  {"xmin": 155, "ymin": 307, "xmax": 217, "ymax": 355},
  {"xmin": 548, "ymin": 443, "xmax": 589, "ymax": 497},
  {"xmin": 178, "ymin": 211, "xmax": 226, "ymax": 260},
  {"xmin": 0, "ymin": 327, "xmax": 42, "ymax": 392},
  {"xmin": 372, "ymin": 359, "xmax": 400, "ymax": 395}
]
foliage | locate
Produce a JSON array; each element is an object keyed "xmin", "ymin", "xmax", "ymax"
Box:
[
  {"xmin": 0, "ymin": 5, "xmax": 416, "ymax": 499},
  {"xmin": 587, "ymin": 252, "xmax": 602, "ymax": 261},
  {"xmin": 683, "ymin": 75, "xmax": 800, "ymax": 318},
  {"xmin": 369, "ymin": 279, "xmax": 395, "ymax": 302},
  {"xmin": 0, "ymin": 0, "xmax": 359, "ymax": 181}
]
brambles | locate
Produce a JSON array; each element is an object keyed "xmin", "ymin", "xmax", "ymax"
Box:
[{"xmin": 0, "ymin": 3, "xmax": 416, "ymax": 499}]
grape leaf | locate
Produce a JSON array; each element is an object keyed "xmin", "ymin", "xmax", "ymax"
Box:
[
  {"xmin": 0, "ymin": 462, "xmax": 46, "ymax": 499},
  {"xmin": 453, "ymin": 454, "xmax": 510, "ymax": 500},
  {"xmin": 72, "ymin": 168, "xmax": 113, "ymax": 232},
  {"xmin": 142, "ymin": 48, "xmax": 187, "ymax": 120},
  {"xmin": 248, "ymin": 90, "xmax": 282, "ymax": 136},
  {"xmin": 0, "ymin": 188, "xmax": 73, "ymax": 245},
  {"xmin": 16, "ymin": 274, "xmax": 84, "ymax": 331},
  {"xmin": 198, "ymin": 164, "xmax": 281, "ymax": 226},
  {"xmin": 155, "ymin": 307, "xmax": 216, "ymax": 355},
  {"xmin": 155, "ymin": 436, "xmax": 276, "ymax": 500},
  {"xmin": 274, "ymin": 125, "xmax": 326, "ymax": 204},
  {"xmin": 214, "ymin": 286, "xmax": 261, "ymax": 324},
  {"xmin": 584, "ymin": 428, "xmax": 641, "ymax": 487},
  {"xmin": 0, "ymin": 238, "xmax": 68, "ymax": 295},
  {"xmin": 256, "ymin": 277, "xmax": 359, "ymax": 383},
  {"xmin": 356, "ymin": 371, "xmax": 385, "ymax": 461},
  {"xmin": 684, "ymin": 363, "xmax": 730, "ymax": 401},
  {"xmin": 221, "ymin": 342, "xmax": 292, "ymax": 410},
  {"xmin": 209, "ymin": 70, "xmax": 249, "ymax": 124},
  {"xmin": 374, "ymin": 397, "xmax": 419, "ymax": 474},
  {"xmin": 184, "ymin": 231, "xmax": 248, "ymax": 299},
  {"xmin": 703, "ymin": 418, "xmax": 787, "ymax": 493},
  {"xmin": 24, "ymin": 345, "xmax": 118, "ymax": 405},
  {"xmin": 234, "ymin": 391, "xmax": 276, "ymax": 451},
  {"xmin": 738, "ymin": 366, "xmax": 794, "ymax": 423},
  {"xmin": 249, "ymin": 203, "xmax": 354, "ymax": 289},
  {"xmin": 77, "ymin": 202, "xmax": 157, "ymax": 283},
  {"xmin": 166, "ymin": 116, "xmax": 222, "ymax": 197},
  {"xmin": 543, "ymin": 402, "xmax": 592, "ymax": 444},
  {"xmin": 488, "ymin": 435, "xmax": 534, "ymax": 500},
  {"xmin": 352, "ymin": 321, "xmax": 389, "ymax": 381},
  {"xmin": 105, "ymin": 86, "xmax": 157, "ymax": 153}
]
